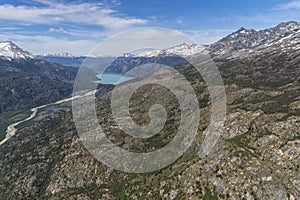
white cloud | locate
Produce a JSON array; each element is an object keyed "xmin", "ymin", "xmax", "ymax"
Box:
[
  {"xmin": 48, "ymin": 27, "xmax": 66, "ymax": 33},
  {"xmin": 0, "ymin": 0, "xmax": 150, "ymax": 54},
  {"xmin": 176, "ymin": 19, "xmax": 183, "ymax": 24},
  {"xmin": 0, "ymin": 1, "xmax": 233, "ymax": 54},
  {"xmin": 176, "ymin": 16, "xmax": 185, "ymax": 25},
  {"xmin": 273, "ymin": 1, "xmax": 300, "ymax": 10},
  {"xmin": 0, "ymin": 29, "xmax": 233, "ymax": 55},
  {"xmin": 0, "ymin": 1, "xmax": 147, "ymax": 31},
  {"xmin": 0, "ymin": 27, "xmax": 20, "ymax": 31}
]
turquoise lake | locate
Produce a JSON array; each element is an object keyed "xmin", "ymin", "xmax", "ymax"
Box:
[{"xmin": 97, "ymin": 73, "xmax": 134, "ymax": 85}]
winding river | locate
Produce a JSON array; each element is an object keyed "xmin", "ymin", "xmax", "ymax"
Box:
[{"xmin": 0, "ymin": 90, "xmax": 96, "ymax": 146}]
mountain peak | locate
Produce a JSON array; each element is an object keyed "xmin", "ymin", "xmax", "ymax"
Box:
[
  {"xmin": 277, "ymin": 21, "xmax": 300, "ymax": 27},
  {"xmin": 237, "ymin": 27, "xmax": 247, "ymax": 32},
  {"xmin": 0, "ymin": 41, "xmax": 35, "ymax": 60},
  {"xmin": 0, "ymin": 41, "xmax": 15, "ymax": 48},
  {"xmin": 273, "ymin": 21, "xmax": 300, "ymax": 33},
  {"xmin": 210, "ymin": 21, "xmax": 300, "ymax": 56}
]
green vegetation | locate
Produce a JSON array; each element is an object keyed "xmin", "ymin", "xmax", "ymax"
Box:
[
  {"xmin": 226, "ymin": 132, "xmax": 260, "ymax": 158},
  {"xmin": 203, "ymin": 186, "xmax": 218, "ymax": 200},
  {"xmin": 0, "ymin": 109, "xmax": 31, "ymax": 140}
]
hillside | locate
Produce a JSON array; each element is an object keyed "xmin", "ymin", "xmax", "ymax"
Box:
[{"xmin": 0, "ymin": 42, "xmax": 79, "ymax": 113}]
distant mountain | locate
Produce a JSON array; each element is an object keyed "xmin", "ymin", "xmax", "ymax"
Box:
[
  {"xmin": 136, "ymin": 43, "xmax": 206, "ymax": 57},
  {"xmin": 38, "ymin": 53, "xmax": 86, "ymax": 67},
  {"xmin": 42, "ymin": 52, "xmax": 78, "ymax": 58},
  {"xmin": 38, "ymin": 44, "xmax": 206, "ymax": 68},
  {"xmin": 102, "ymin": 43, "xmax": 206, "ymax": 74},
  {"xmin": 38, "ymin": 53, "xmax": 120, "ymax": 68},
  {"xmin": 0, "ymin": 41, "xmax": 35, "ymax": 60},
  {"xmin": 0, "ymin": 42, "xmax": 82, "ymax": 113}
]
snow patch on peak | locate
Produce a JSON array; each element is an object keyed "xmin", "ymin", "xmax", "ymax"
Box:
[
  {"xmin": 0, "ymin": 41, "xmax": 35, "ymax": 60},
  {"xmin": 137, "ymin": 43, "xmax": 206, "ymax": 58}
]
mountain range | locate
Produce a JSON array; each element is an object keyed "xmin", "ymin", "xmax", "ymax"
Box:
[
  {"xmin": 0, "ymin": 21, "xmax": 299, "ymax": 199},
  {"xmin": 33, "ymin": 21, "xmax": 298, "ymax": 64}
]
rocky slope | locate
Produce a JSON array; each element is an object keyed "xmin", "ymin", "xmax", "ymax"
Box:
[{"xmin": 209, "ymin": 21, "xmax": 300, "ymax": 58}]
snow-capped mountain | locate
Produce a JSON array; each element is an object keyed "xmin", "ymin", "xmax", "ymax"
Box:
[
  {"xmin": 38, "ymin": 44, "xmax": 206, "ymax": 67},
  {"xmin": 41, "ymin": 52, "xmax": 77, "ymax": 58},
  {"xmin": 209, "ymin": 21, "xmax": 300, "ymax": 57},
  {"xmin": 137, "ymin": 43, "xmax": 206, "ymax": 57},
  {"xmin": 0, "ymin": 41, "xmax": 35, "ymax": 60},
  {"xmin": 104, "ymin": 43, "xmax": 207, "ymax": 74}
]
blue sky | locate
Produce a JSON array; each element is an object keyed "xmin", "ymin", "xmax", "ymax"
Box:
[{"xmin": 0, "ymin": 0, "xmax": 299, "ymax": 55}]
